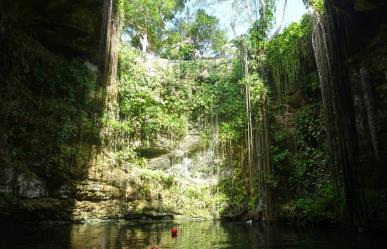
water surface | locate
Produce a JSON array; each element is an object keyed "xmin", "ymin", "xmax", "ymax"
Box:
[{"xmin": 1, "ymin": 220, "xmax": 386, "ymax": 249}]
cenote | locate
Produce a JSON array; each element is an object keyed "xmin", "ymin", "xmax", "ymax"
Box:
[
  {"xmin": 1, "ymin": 0, "xmax": 387, "ymax": 248},
  {"xmin": 1, "ymin": 221, "xmax": 387, "ymax": 249}
]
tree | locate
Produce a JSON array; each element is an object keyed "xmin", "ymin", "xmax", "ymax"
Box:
[
  {"xmin": 121, "ymin": 0, "xmax": 187, "ymax": 53},
  {"xmin": 160, "ymin": 9, "xmax": 227, "ymax": 59},
  {"xmin": 160, "ymin": 18, "xmax": 195, "ymax": 59},
  {"xmin": 189, "ymin": 9, "xmax": 227, "ymax": 57}
]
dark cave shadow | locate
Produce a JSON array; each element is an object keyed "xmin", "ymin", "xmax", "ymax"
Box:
[{"xmin": 0, "ymin": 0, "xmax": 106, "ymax": 225}]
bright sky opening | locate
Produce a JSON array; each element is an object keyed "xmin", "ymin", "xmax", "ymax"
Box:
[{"xmin": 187, "ymin": 0, "xmax": 308, "ymax": 39}]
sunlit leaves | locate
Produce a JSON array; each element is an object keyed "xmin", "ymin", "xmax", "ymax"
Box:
[
  {"xmin": 120, "ymin": 0, "xmax": 188, "ymax": 52},
  {"xmin": 118, "ymin": 45, "xmax": 189, "ymax": 141},
  {"xmin": 239, "ymin": 73, "xmax": 268, "ymax": 105},
  {"xmin": 248, "ymin": 0, "xmax": 276, "ymax": 42},
  {"xmin": 266, "ymin": 14, "xmax": 314, "ymax": 95},
  {"xmin": 303, "ymin": 0, "xmax": 324, "ymax": 13},
  {"xmin": 189, "ymin": 9, "xmax": 227, "ymax": 56}
]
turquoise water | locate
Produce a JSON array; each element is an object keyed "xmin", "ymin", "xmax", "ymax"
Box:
[{"xmin": 0, "ymin": 220, "xmax": 386, "ymax": 249}]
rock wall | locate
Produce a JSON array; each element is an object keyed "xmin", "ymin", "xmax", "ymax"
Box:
[
  {"xmin": 343, "ymin": 0, "xmax": 387, "ymax": 228},
  {"xmin": 68, "ymin": 126, "xmax": 225, "ymax": 221},
  {"xmin": 0, "ymin": 0, "xmax": 108, "ymax": 222},
  {"xmin": 309, "ymin": 0, "xmax": 387, "ymax": 227}
]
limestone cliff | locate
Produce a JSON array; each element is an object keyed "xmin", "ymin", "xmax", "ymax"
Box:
[{"xmin": 0, "ymin": 0, "xmax": 117, "ymax": 222}]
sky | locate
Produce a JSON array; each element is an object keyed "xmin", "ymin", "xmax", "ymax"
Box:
[{"xmin": 187, "ymin": 0, "xmax": 308, "ymax": 39}]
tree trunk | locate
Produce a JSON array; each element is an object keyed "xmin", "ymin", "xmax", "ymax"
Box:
[{"xmin": 140, "ymin": 32, "xmax": 148, "ymax": 53}]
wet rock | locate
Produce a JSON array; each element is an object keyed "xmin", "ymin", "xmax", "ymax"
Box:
[
  {"xmin": 136, "ymin": 147, "xmax": 170, "ymax": 159},
  {"xmin": 149, "ymin": 155, "xmax": 171, "ymax": 170},
  {"xmin": 0, "ymin": 167, "xmax": 13, "ymax": 185},
  {"xmin": 76, "ymin": 180, "xmax": 122, "ymax": 201},
  {"xmin": 17, "ymin": 173, "xmax": 48, "ymax": 198},
  {"xmin": 0, "ymin": 185, "xmax": 12, "ymax": 194},
  {"xmin": 58, "ymin": 185, "xmax": 71, "ymax": 199}
]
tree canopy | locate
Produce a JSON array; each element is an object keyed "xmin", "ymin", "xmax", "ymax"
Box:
[
  {"xmin": 161, "ymin": 9, "xmax": 227, "ymax": 59},
  {"xmin": 120, "ymin": 0, "xmax": 188, "ymax": 52},
  {"xmin": 189, "ymin": 9, "xmax": 227, "ymax": 57},
  {"xmin": 120, "ymin": 0, "xmax": 227, "ymax": 59}
]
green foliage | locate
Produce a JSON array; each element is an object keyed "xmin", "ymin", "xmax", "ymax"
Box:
[
  {"xmin": 0, "ymin": 28, "xmax": 98, "ymax": 190},
  {"xmin": 118, "ymin": 45, "xmax": 189, "ymax": 141},
  {"xmin": 161, "ymin": 9, "xmax": 227, "ymax": 59},
  {"xmin": 271, "ymin": 103, "xmax": 335, "ymax": 222},
  {"xmin": 239, "ymin": 73, "xmax": 268, "ymax": 105},
  {"xmin": 256, "ymin": 10, "xmax": 341, "ymax": 223},
  {"xmin": 189, "ymin": 9, "xmax": 226, "ymax": 55},
  {"xmin": 179, "ymin": 43, "xmax": 196, "ymax": 60},
  {"xmin": 296, "ymin": 104, "xmax": 326, "ymax": 151},
  {"xmin": 249, "ymin": 0, "xmax": 276, "ymax": 42},
  {"xmin": 218, "ymin": 161, "xmax": 249, "ymax": 213},
  {"xmin": 270, "ymin": 128, "xmax": 293, "ymax": 194},
  {"xmin": 183, "ymin": 60, "xmax": 246, "ymax": 144},
  {"xmin": 116, "ymin": 147, "xmax": 137, "ymax": 164},
  {"xmin": 266, "ymin": 14, "xmax": 314, "ymax": 96},
  {"xmin": 139, "ymin": 169, "xmax": 175, "ymax": 188},
  {"xmin": 282, "ymin": 187, "xmax": 337, "ymax": 223},
  {"xmin": 112, "ymin": 55, "xmax": 253, "ymax": 218},
  {"xmin": 303, "ymin": 0, "xmax": 324, "ymax": 13},
  {"xmin": 120, "ymin": 1, "xmax": 227, "ymax": 57},
  {"xmin": 120, "ymin": 0, "xmax": 187, "ymax": 52},
  {"xmin": 188, "ymin": 9, "xmax": 227, "ymax": 56},
  {"xmin": 293, "ymin": 104, "xmax": 328, "ymax": 193},
  {"xmin": 219, "ymin": 122, "xmax": 240, "ymax": 144}
]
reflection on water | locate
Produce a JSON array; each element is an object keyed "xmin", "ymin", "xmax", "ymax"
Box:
[{"xmin": 1, "ymin": 220, "xmax": 386, "ymax": 249}]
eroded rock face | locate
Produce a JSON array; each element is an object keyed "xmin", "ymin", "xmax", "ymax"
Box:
[
  {"xmin": 66, "ymin": 127, "xmax": 224, "ymax": 222},
  {"xmin": 0, "ymin": 0, "xmax": 106, "ymax": 223},
  {"xmin": 0, "ymin": 168, "xmax": 47, "ymax": 198},
  {"xmin": 16, "ymin": 174, "xmax": 48, "ymax": 198}
]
